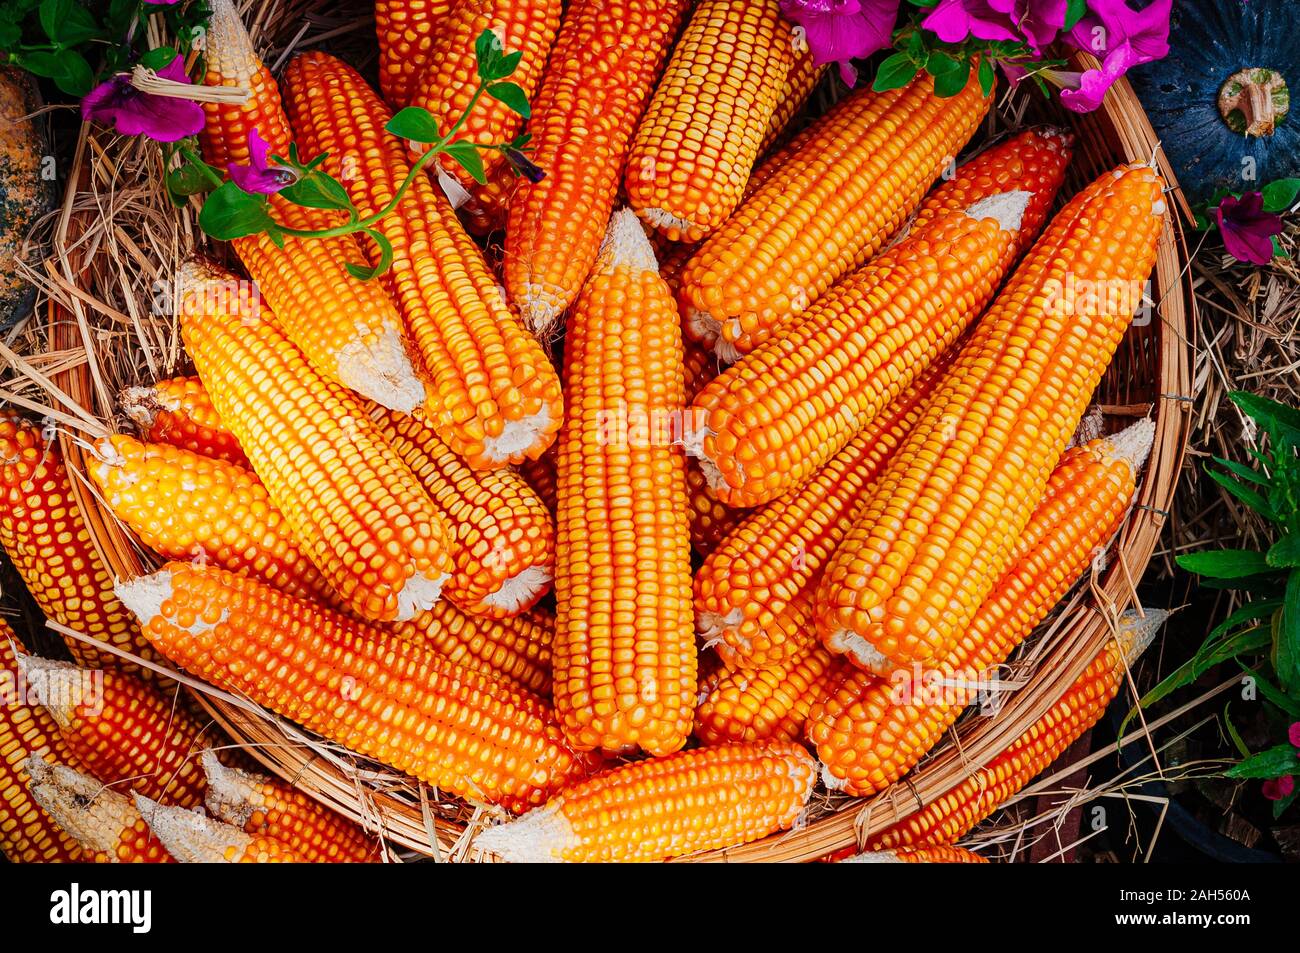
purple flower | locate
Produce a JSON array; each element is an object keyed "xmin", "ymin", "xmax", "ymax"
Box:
[
  {"xmin": 1059, "ymin": 41, "xmax": 1137, "ymax": 112},
  {"xmin": 81, "ymin": 54, "xmax": 205, "ymax": 142},
  {"xmin": 923, "ymin": 0, "xmax": 1019, "ymax": 45},
  {"xmin": 1262, "ymin": 775, "xmax": 1295, "ymax": 801},
  {"xmin": 780, "ymin": 0, "xmax": 899, "ymax": 87},
  {"xmin": 1216, "ymin": 192, "xmax": 1283, "ymax": 266},
  {"xmin": 504, "ymin": 148, "xmax": 546, "ymax": 184},
  {"xmin": 228, "ymin": 128, "xmax": 298, "ymax": 194},
  {"xmin": 1011, "ymin": 0, "xmax": 1068, "ymax": 53},
  {"xmin": 1068, "ymin": 0, "xmax": 1171, "ymax": 64},
  {"xmin": 1289, "ymin": 721, "xmax": 1300, "ymax": 751}
]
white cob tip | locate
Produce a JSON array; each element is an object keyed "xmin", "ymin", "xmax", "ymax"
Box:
[
  {"xmin": 1101, "ymin": 417, "xmax": 1156, "ymax": 474},
  {"xmin": 474, "ymin": 804, "xmax": 572, "ymax": 864},
  {"xmin": 1116, "ymin": 606, "xmax": 1169, "ymax": 665},
  {"xmin": 636, "ymin": 206, "xmax": 700, "ymax": 245},
  {"xmin": 825, "ymin": 629, "xmax": 890, "ymax": 673},
  {"xmin": 394, "ymin": 570, "xmax": 449, "ymax": 622},
  {"xmin": 820, "ymin": 762, "xmax": 851, "ymax": 793},
  {"xmin": 115, "ymin": 570, "xmax": 175, "ymax": 629},
  {"xmin": 200, "ymin": 750, "xmax": 266, "ymax": 828},
  {"xmin": 839, "ymin": 850, "xmax": 906, "ymax": 864},
  {"xmin": 599, "ymin": 208, "xmax": 659, "ymax": 274},
  {"xmin": 965, "ymin": 190, "xmax": 1032, "ymax": 233},
  {"xmin": 25, "ymin": 756, "xmax": 139, "ymax": 854},
  {"xmin": 685, "ymin": 308, "xmax": 722, "ymax": 347},
  {"xmin": 14, "ymin": 653, "xmax": 85, "ymax": 727},
  {"xmin": 483, "ymin": 406, "xmax": 554, "ymax": 464},
  {"xmin": 713, "ymin": 331, "xmax": 744, "ymax": 365},
  {"xmin": 479, "ymin": 565, "xmax": 552, "ymax": 615},
  {"xmin": 336, "ymin": 323, "xmax": 427, "ymax": 415},
  {"xmin": 119, "ymin": 385, "xmax": 162, "ymax": 431},
  {"xmin": 517, "ymin": 285, "xmax": 565, "ymax": 341},
  {"xmin": 135, "ymin": 793, "xmax": 252, "ymax": 864}
]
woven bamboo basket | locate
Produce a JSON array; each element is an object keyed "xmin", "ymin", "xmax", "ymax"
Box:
[{"xmin": 22, "ymin": 36, "xmax": 1194, "ymax": 861}]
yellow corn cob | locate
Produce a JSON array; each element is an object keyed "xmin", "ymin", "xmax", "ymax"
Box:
[
  {"xmin": 758, "ymin": 53, "xmax": 824, "ymax": 155},
  {"xmin": 393, "ymin": 603, "xmax": 555, "ymax": 698},
  {"xmin": 410, "ymin": 0, "xmax": 562, "ymax": 188},
  {"xmin": 812, "ymin": 420, "xmax": 1153, "ymax": 796},
  {"xmin": 370, "ymin": 407, "xmax": 555, "ymax": 618},
  {"xmin": 116, "ymin": 562, "xmax": 593, "ymax": 812},
  {"xmin": 686, "ymin": 464, "xmax": 745, "ymax": 559},
  {"xmin": 136, "ymin": 795, "xmax": 306, "ymax": 863},
  {"xmin": 200, "ymin": 0, "xmax": 424, "ymax": 413},
  {"xmin": 476, "ymin": 741, "xmax": 816, "ymax": 862},
  {"xmin": 552, "ymin": 211, "xmax": 695, "ymax": 756},
  {"xmin": 201, "ymin": 751, "xmax": 379, "ymax": 863},
  {"xmin": 678, "ymin": 73, "xmax": 990, "ymax": 353},
  {"xmin": 459, "ymin": 163, "xmax": 518, "ymax": 236},
  {"xmin": 695, "ymin": 358, "xmax": 946, "ymax": 661},
  {"xmin": 18, "ymin": 654, "xmax": 212, "ymax": 808},
  {"xmin": 625, "ymin": 0, "xmax": 799, "ymax": 242},
  {"xmin": 0, "ymin": 415, "xmax": 155, "ymax": 676},
  {"xmin": 817, "ymin": 164, "xmax": 1167, "ymax": 675},
  {"xmin": 25, "ymin": 756, "xmax": 173, "ymax": 863},
  {"xmin": 0, "ymin": 626, "xmax": 85, "ymax": 862},
  {"xmin": 504, "ymin": 0, "xmax": 690, "ymax": 338},
  {"xmin": 375, "ymin": 0, "xmax": 454, "ymax": 109},
  {"xmin": 871, "ymin": 609, "xmax": 1167, "ymax": 849},
  {"xmin": 840, "ymin": 846, "xmax": 988, "ymax": 864},
  {"xmin": 120, "ymin": 376, "xmax": 250, "ymax": 468},
  {"xmin": 694, "ymin": 642, "xmax": 844, "ymax": 745},
  {"xmin": 283, "ymin": 53, "xmax": 563, "ymax": 468},
  {"xmin": 178, "ymin": 258, "xmax": 453, "ymax": 623},
  {"xmin": 516, "ymin": 445, "xmax": 557, "ymax": 514}
]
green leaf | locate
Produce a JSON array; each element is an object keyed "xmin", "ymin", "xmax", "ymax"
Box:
[
  {"xmin": 0, "ymin": 21, "xmax": 19, "ymax": 48},
  {"xmin": 1208, "ymin": 468, "xmax": 1279, "ymax": 522},
  {"xmin": 37, "ymin": 0, "xmax": 99, "ymax": 46},
  {"xmin": 473, "ymin": 28, "xmax": 520, "ymax": 82},
  {"xmin": 443, "ymin": 139, "xmax": 486, "ymax": 184},
  {"xmin": 1064, "ymin": 0, "xmax": 1088, "ymax": 30},
  {"xmin": 873, "ymin": 52, "xmax": 919, "ymax": 93},
  {"xmin": 1223, "ymin": 703, "xmax": 1251, "ymax": 758},
  {"xmin": 386, "ymin": 107, "xmax": 441, "ymax": 145},
  {"xmin": 1262, "ymin": 178, "xmax": 1300, "ymax": 214},
  {"xmin": 1243, "ymin": 664, "xmax": 1300, "ymax": 718},
  {"xmin": 345, "ymin": 230, "xmax": 394, "ymax": 281},
  {"xmin": 1269, "ymin": 533, "xmax": 1300, "ymax": 569},
  {"xmin": 140, "ymin": 46, "xmax": 178, "ymax": 71},
  {"xmin": 1211, "ymin": 455, "xmax": 1269, "ymax": 487},
  {"xmin": 166, "ymin": 161, "xmax": 219, "ymax": 203},
  {"xmin": 487, "ymin": 80, "xmax": 530, "ymax": 118},
  {"xmin": 38, "ymin": 0, "xmax": 69, "ymax": 42},
  {"xmin": 977, "ymin": 56, "xmax": 995, "ymax": 97},
  {"xmin": 279, "ymin": 171, "xmax": 353, "ymax": 212},
  {"xmin": 1177, "ymin": 549, "xmax": 1271, "ymax": 579},
  {"xmin": 1278, "ymin": 572, "xmax": 1300, "ymax": 692},
  {"xmin": 932, "ymin": 56, "xmax": 971, "ymax": 97},
  {"xmin": 198, "ymin": 181, "xmax": 278, "ymax": 241},
  {"xmin": 1273, "ymin": 235, "xmax": 1291, "ymax": 260},
  {"xmin": 26, "ymin": 47, "xmax": 94, "ymax": 96},
  {"xmin": 1224, "ymin": 743, "xmax": 1300, "ymax": 779},
  {"xmin": 1231, "ymin": 391, "xmax": 1300, "ymax": 447},
  {"xmin": 1273, "ymin": 786, "xmax": 1298, "ymax": 820}
]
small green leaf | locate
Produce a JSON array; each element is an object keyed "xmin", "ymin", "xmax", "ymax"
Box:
[
  {"xmin": 487, "ymin": 80, "xmax": 530, "ymax": 118},
  {"xmin": 1244, "ymin": 664, "xmax": 1300, "ymax": 718},
  {"xmin": 166, "ymin": 162, "xmax": 218, "ymax": 203},
  {"xmin": 473, "ymin": 28, "xmax": 521, "ymax": 82},
  {"xmin": 1223, "ymin": 703, "xmax": 1251, "ymax": 758},
  {"xmin": 1273, "ymin": 786, "xmax": 1298, "ymax": 819},
  {"xmin": 198, "ymin": 181, "xmax": 279, "ymax": 241},
  {"xmin": 1273, "ymin": 235, "xmax": 1291, "ymax": 260},
  {"xmin": 38, "ymin": 0, "xmax": 70, "ymax": 42},
  {"xmin": 1231, "ymin": 391, "xmax": 1300, "ymax": 447},
  {"xmin": 977, "ymin": 57, "xmax": 995, "ymax": 97},
  {"xmin": 1208, "ymin": 468, "xmax": 1279, "ymax": 522},
  {"xmin": 345, "ymin": 230, "xmax": 393, "ymax": 281},
  {"xmin": 386, "ymin": 107, "xmax": 441, "ymax": 144},
  {"xmin": 873, "ymin": 52, "xmax": 919, "ymax": 93},
  {"xmin": 1176, "ymin": 549, "xmax": 1271, "ymax": 579},
  {"xmin": 46, "ymin": 49, "xmax": 93, "ymax": 96},
  {"xmin": 1211, "ymin": 455, "xmax": 1269, "ymax": 487},
  {"xmin": 140, "ymin": 46, "xmax": 178, "ymax": 72},
  {"xmin": 1224, "ymin": 743, "xmax": 1300, "ymax": 779},
  {"xmin": 279, "ymin": 171, "xmax": 353, "ymax": 212},
  {"xmin": 1064, "ymin": 0, "xmax": 1088, "ymax": 30},
  {"xmin": 443, "ymin": 139, "xmax": 486, "ymax": 184},
  {"xmin": 930, "ymin": 54, "xmax": 971, "ymax": 98},
  {"xmin": 1278, "ymin": 572, "xmax": 1300, "ymax": 692},
  {"xmin": 1269, "ymin": 533, "xmax": 1300, "ymax": 568},
  {"xmin": 1262, "ymin": 178, "xmax": 1300, "ymax": 213}
]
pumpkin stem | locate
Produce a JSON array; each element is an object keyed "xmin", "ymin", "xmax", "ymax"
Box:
[{"xmin": 1218, "ymin": 68, "xmax": 1290, "ymax": 137}]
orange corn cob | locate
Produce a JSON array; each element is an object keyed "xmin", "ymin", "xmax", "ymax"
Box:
[
  {"xmin": 871, "ymin": 609, "xmax": 1167, "ymax": 849},
  {"xmin": 625, "ymin": 0, "xmax": 799, "ymax": 243},
  {"xmin": 816, "ymin": 164, "xmax": 1167, "ymax": 675},
  {"xmin": 0, "ymin": 415, "xmax": 154, "ymax": 676},
  {"xmin": 840, "ymin": 846, "xmax": 988, "ymax": 864},
  {"xmin": 136, "ymin": 795, "xmax": 306, "ymax": 863},
  {"xmin": 811, "ymin": 420, "xmax": 1154, "ymax": 796},
  {"xmin": 88, "ymin": 434, "xmax": 330, "ymax": 603},
  {"xmin": 504, "ymin": 0, "xmax": 690, "ymax": 338},
  {"xmin": 516, "ymin": 445, "xmax": 557, "ymax": 514},
  {"xmin": 200, "ymin": 0, "xmax": 424, "ymax": 413},
  {"xmin": 552, "ymin": 211, "xmax": 695, "ymax": 756},
  {"xmin": 375, "ymin": 0, "xmax": 454, "ymax": 109},
  {"xmin": 18, "ymin": 654, "xmax": 211, "ymax": 808},
  {"xmin": 119, "ymin": 376, "xmax": 249, "ymax": 468},
  {"xmin": 116, "ymin": 562, "xmax": 592, "ymax": 812},
  {"xmin": 476, "ymin": 741, "xmax": 816, "ymax": 862},
  {"xmin": 201, "ymin": 752, "xmax": 380, "ymax": 863},
  {"xmin": 410, "ymin": 0, "xmax": 562, "ymax": 188},
  {"xmin": 695, "ymin": 359, "xmax": 946, "ymax": 660},
  {"xmin": 686, "ymin": 464, "xmax": 745, "ymax": 559},
  {"xmin": 460, "ymin": 164, "xmax": 517, "ymax": 236},
  {"xmin": 658, "ymin": 241, "xmax": 700, "ymax": 298},
  {"xmin": 694, "ymin": 642, "xmax": 844, "ymax": 746},
  {"xmin": 178, "ymin": 258, "xmax": 453, "ymax": 623},
  {"xmin": 758, "ymin": 53, "xmax": 823, "ymax": 155},
  {"xmin": 283, "ymin": 53, "xmax": 563, "ymax": 468},
  {"xmin": 371, "ymin": 407, "xmax": 554, "ymax": 618},
  {"xmin": 678, "ymin": 73, "xmax": 990, "ymax": 353},
  {"xmin": 25, "ymin": 757, "xmax": 173, "ymax": 863},
  {"xmin": 0, "ymin": 625, "xmax": 85, "ymax": 862}
]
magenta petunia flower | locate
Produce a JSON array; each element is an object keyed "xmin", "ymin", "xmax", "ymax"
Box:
[
  {"xmin": 228, "ymin": 128, "xmax": 298, "ymax": 194},
  {"xmin": 1068, "ymin": 0, "xmax": 1171, "ymax": 64},
  {"xmin": 779, "ymin": 0, "xmax": 900, "ymax": 86},
  {"xmin": 923, "ymin": 0, "xmax": 1018, "ymax": 45},
  {"xmin": 1262, "ymin": 775, "xmax": 1295, "ymax": 801},
  {"xmin": 1289, "ymin": 721, "xmax": 1300, "ymax": 751},
  {"xmin": 1012, "ymin": 0, "xmax": 1068, "ymax": 53},
  {"xmin": 1059, "ymin": 41, "xmax": 1137, "ymax": 112},
  {"xmin": 81, "ymin": 55, "xmax": 205, "ymax": 142},
  {"xmin": 1216, "ymin": 192, "xmax": 1284, "ymax": 266}
]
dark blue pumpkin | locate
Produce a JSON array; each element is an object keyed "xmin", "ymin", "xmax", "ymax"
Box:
[{"xmin": 1129, "ymin": 0, "xmax": 1299, "ymax": 205}]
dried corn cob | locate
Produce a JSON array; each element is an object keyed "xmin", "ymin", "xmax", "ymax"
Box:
[
  {"xmin": 460, "ymin": 164, "xmax": 517, "ymax": 236},
  {"xmin": 0, "ymin": 415, "xmax": 154, "ymax": 676},
  {"xmin": 201, "ymin": 751, "xmax": 379, "ymax": 863},
  {"xmin": 625, "ymin": 0, "xmax": 799, "ymax": 242},
  {"xmin": 88, "ymin": 435, "xmax": 330, "ymax": 603},
  {"xmin": 870, "ymin": 609, "xmax": 1167, "ymax": 849},
  {"xmin": 370, "ymin": 407, "xmax": 554, "ymax": 618},
  {"xmin": 694, "ymin": 642, "xmax": 843, "ymax": 745},
  {"xmin": 476, "ymin": 741, "xmax": 816, "ymax": 862},
  {"xmin": 283, "ymin": 53, "xmax": 563, "ymax": 468},
  {"xmin": 393, "ymin": 602, "xmax": 554, "ymax": 697},
  {"xmin": 841, "ymin": 846, "xmax": 988, "ymax": 864},
  {"xmin": 758, "ymin": 53, "xmax": 823, "ymax": 155},
  {"xmin": 19, "ymin": 654, "xmax": 210, "ymax": 808},
  {"xmin": 516, "ymin": 445, "xmax": 557, "ymax": 514},
  {"xmin": 678, "ymin": 73, "xmax": 990, "ymax": 353},
  {"xmin": 817, "ymin": 164, "xmax": 1167, "ymax": 675},
  {"xmin": 552, "ymin": 211, "xmax": 695, "ymax": 756},
  {"xmin": 695, "ymin": 359, "xmax": 946, "ymax": 659},
  {"xmin": 25, "ymin": 757, "xmax": 173, "ymax": 863},
  {"xmin": 812, "ymin": 420, "xmax": 1153, "ymax": 796},
  {"xmin": 178, "ymin": 258, "xmax": 453, "ymax": 623},
  {"xmin": 410, "ymin": 0, "xmax": 562, "ymax": 188},
  {"xmin": 686, "ymin": 464, "xmax": 745, "ymax": 559},
  {"xmin": 375, "ymin": 0, "xmax": 454, "ymax": 109},
  {"xmin": 504, "ymin": 0, "xmax": 690, "ymax": 338},
  {"xmin": 136, "ymin": 795, "xmax": 306, "ymax": 863},
  {"xmin": 120, "ymin": 376, "xmax": 249, "ymax": 468},
  {"xmin": 201, "ymin": 0, "xmax": 424, "ymax": 412},
  {"xmin": 0, "ymin": 626, "xmax": 85, "ymax": 862},
  {"xmin": 116, "ymin": 563, "xmax": 592, "ymax": 812}
]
